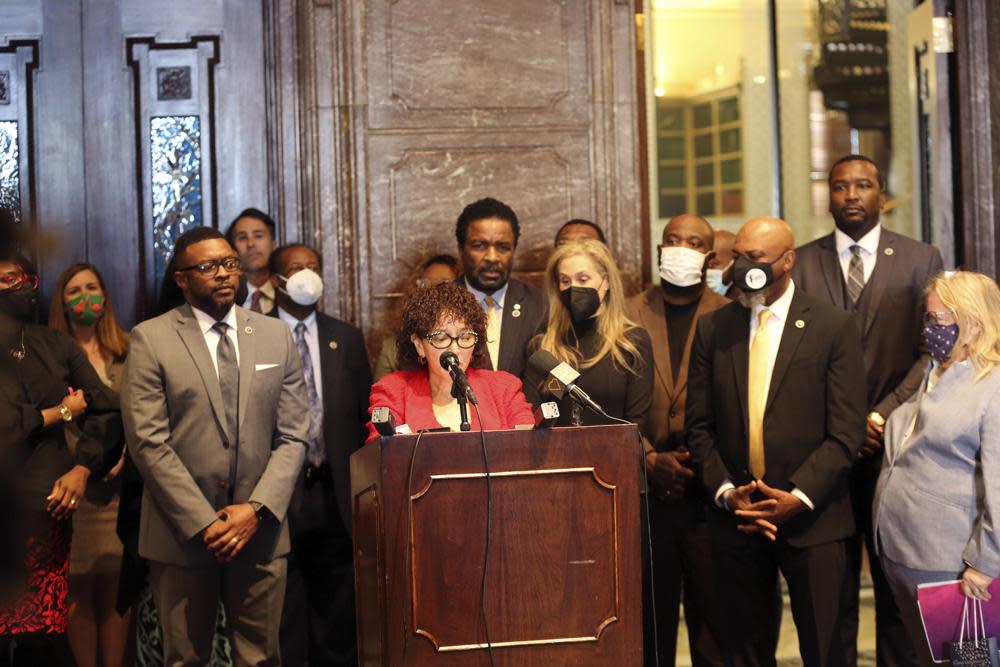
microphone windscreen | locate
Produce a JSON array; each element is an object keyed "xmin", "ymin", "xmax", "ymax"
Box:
[
  {"xmin": 439, "ymin": 351, "xmax": 459, "ymax": 370},
  {"xmin": 527, "ymin": 348, "xmax": 560, "ymax": 376}
]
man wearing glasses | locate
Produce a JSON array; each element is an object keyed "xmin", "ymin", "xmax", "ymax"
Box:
[
  {"xmin": 792, "ymin": 154, "xmax": 944, "ymax": 664},
  {"xmin": 121, "ymin": 226, "xmax": 310, "ymax": 666}
]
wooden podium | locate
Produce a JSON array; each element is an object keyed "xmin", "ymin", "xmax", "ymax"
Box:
[{"xmin": 350, "ymin": 424, "xmax": 644, "ymax": 666}]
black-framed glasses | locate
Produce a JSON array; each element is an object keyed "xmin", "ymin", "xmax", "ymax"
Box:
[
  {"xmin": 176, "ymin": 257, "xmax": 242, "ymax": 276},
  {"xmin": 424, "ymin": 330, "xmax": 478, "ymax": 350},
  {"xmin": 0, "ymin": 272, "xmax": 38, "ymax": 291}
]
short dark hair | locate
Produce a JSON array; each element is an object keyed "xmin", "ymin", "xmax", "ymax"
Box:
[
  {"xmin": 419, "ymin": 254, "xmax": 461, "ymax": 274},
  {"xmin": 828, "ymin": 154, "xmax": 884, "ymax": 190},
  {"xmin": 396, "ymin": 282, "xmax": 488, "ymax": 371},
  {"xmin": 555, "ymin": 218, "xmax": 606, "ymax": 245},
  {"xmin": 269, "ymin": 243, "xmax": 322, "ymax": 276},
  {"xmin": 171, "ymin": 227, "xmax": 228, "ymax": 267},
  {"xmin": 455, "ymin": 197, "xmax": 520, "ymax": 247},
  {"xmin": 225, "ymin": 208, "xmax": 276, "ymax": 246}
]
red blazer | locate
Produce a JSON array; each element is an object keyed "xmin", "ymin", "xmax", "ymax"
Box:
[{"xmin": 367, "ymin": 368, "xmax": 534, "ymax": 442}]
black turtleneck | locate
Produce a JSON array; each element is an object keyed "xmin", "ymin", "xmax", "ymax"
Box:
[{"xmin": 523, "ymin": 317, "xmax": 653, "ymax": 436}]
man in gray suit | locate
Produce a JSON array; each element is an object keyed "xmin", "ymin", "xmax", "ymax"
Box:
[
  {"xmin": 792, "ymin": 154, "xmax": 943, "ymax": 664},
  {"xmin": 122, "ymin": 227, "xmax": 309, "ymax": 666}
]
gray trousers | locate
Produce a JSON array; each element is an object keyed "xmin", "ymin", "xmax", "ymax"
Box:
[{"xmin": 149, "ymin": 556, "xmax": 287, "ymax": 667}]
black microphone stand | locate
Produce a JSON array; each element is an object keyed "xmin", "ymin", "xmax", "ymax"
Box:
[{"xmin": 451, "ymin": 381, "xmax": 471, "ymax": 431}]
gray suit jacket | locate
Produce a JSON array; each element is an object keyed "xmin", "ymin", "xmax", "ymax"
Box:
[
  {"xmin": 122, "ymin": 304, "xmax": 309, "ymax": 566},
  {"xmin": 873, "ymin": 362, "xmax": 1000, "ymax": 576}
]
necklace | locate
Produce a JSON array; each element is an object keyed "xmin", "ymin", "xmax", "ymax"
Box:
[{"xmin": 10, "ymin": 328, "xmax": 25, "ymax": 362}]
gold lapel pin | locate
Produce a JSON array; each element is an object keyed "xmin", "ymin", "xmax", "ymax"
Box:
[
  {"xmin": 512, "ymin": 303, "xmax": 522, "ymax": 318},
  {"xmin": 244, "ymin": 326, "xmax": 253, "ymax": 334},
  {"xmin": 329, "ymin": 341, "xmax": 338, "ymax": 350},
  {"xmin": 884, "ymin": 247, "xmax": 894, "ymax": 256},
  {"xmin": 795, "ymin": 320, "xmax": 805, "ymax": 329}
]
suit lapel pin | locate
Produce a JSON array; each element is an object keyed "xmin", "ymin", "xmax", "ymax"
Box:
[
  {"xmin": 512, "ymin": 303, "xmax": 522, "ymax": 318},
  {"xmin": 795, "ymin": 320, "xmax": 805, "ymax": 329},
  {"xmin": 244, "ymin": 326, "xmax": 253, "ymax": 334},
  {"xmin": 329, "ymin": 340, "xmax": 338, "ymax": 350},
  {"xmin": 884, "ymin": 247, "xmax": 894, "ymax": 256}
]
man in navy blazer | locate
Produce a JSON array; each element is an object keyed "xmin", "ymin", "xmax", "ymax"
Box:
[
  {"xmin": 455, "ymin": 197, "xmax": 547, "ymax": 379},
  {"xmin": 687, "ymin": 217, "xmax": 867, "ymax": 665},
  {"xmin": 792, "ymin": 155, "xmax": 943, "ymax": 664},
  {"xmin": 269, "ymin": 244, "xmax": 372, "ymax": 667}
]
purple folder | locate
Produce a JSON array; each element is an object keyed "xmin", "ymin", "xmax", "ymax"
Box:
[{"xmin": 916, "ymin": 579, "xmax": 1000, "ymax": 663}]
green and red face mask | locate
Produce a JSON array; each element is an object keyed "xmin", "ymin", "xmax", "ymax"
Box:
[{"xmin": 67, "ymin": 293, "xmax": 105, "ymax": 326}]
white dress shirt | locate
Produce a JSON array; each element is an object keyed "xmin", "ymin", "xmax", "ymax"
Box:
[
  {"xmin": 191, "ymin": 305, "xmax": 240, "ymax": 377},
  {"xmin": 834, "ymin": 224, "xmax": 881, "ymax": 284},
  {"xmin": 277, "ymin": 308, "xmax": 323, "ymax": 402},
  {"xmin": 716, "ymin": 281, "xmax": 815, "ymax": 510}
]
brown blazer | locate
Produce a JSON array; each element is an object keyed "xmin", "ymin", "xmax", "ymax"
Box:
[{"xmin": 625, "ymin": 286, "xmax": 729, "ymax": 452}]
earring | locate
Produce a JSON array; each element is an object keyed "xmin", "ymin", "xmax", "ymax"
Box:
[{"xmin": 418, "ymin": 355, "xmax": 427, "ymax": 365}]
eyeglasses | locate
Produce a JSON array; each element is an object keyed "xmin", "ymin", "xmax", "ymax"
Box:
[
  {"xmin": 176, "ymin": 257, "xmax": 242, "ymax": 276},
  {"xmin": 424, "ymin": 330, "xmax": 478, "ymax": 349},
  {"xmin": 924, "ymin": 310, "xmax": 955, "ymax": 326},
  {"xmin": 0, "ymin": 272, "xmax": 39, "ymax": 291}
]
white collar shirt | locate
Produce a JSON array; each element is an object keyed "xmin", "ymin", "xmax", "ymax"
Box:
[
  {"xmin": 834, "ymin": 224, "xmax": 881, "ymax": 284},
  {"xmin": 748, "ymin": 280, "xmax": 796, "ymax": 387},
  {"xmin": 191, "ymin": 305, "xmax": 240, "ymax": 377},
  {"xmin": 464, "ymin": 279, "xmax": 508, "ymax": 314}
]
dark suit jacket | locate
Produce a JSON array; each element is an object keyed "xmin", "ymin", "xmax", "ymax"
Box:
[
  {"xmin": 624, "ymin": 286, "xmax": 730, "ymax": 452},
  {"xmin": 461, "ymin": 277, "xmax": 547, "ymax": 379},
  {"xmin": 314, "ymin": 311, "xmax": 372, "ymax": 533},
  {"xmin": 792, "ymin": 228, "xmax": 943, "ymax": 416},
  {"xmin": 686, "ymin": 289, "xmax": 867, "ymax": 547}
]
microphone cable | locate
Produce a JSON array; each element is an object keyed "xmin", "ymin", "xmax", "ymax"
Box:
[
  {"xmin": 470, "ymin": 401, "xmax": 496, "ymax": 667},
  {"xmin": 402, "ymin": 428, "xmax": 427, "ymax": 665}
]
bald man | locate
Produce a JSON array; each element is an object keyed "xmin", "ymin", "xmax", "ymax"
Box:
[
  {"xmin": 686, "ymin": 217, "xmax": 866, "ymax": 665},
  {"xmin": 625, "ymin": 214, "xmax": 728, "ymax": 665}
]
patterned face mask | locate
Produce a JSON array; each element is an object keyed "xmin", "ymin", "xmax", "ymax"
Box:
[
  {"xmin": 922, "ymin": 322, "xmax": 959, "ymax": 364},
  {"xmin": 66, "ymin": 293, "xmax": 105, "ymax": 326}
]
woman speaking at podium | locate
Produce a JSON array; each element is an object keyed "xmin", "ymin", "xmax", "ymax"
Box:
[
  {"xmin": 523, "ymin": 239, "xmax": 653, "ymax": 430},
  {"xmin": 366, "ymin": 281, "xmax": 533, "ymax": 440}
]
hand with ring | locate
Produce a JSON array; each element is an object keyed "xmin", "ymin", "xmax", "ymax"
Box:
[
  {"xmin": 47, "ymin": 465, "xmax": 91, "ymax": 520},
  {"xmin": 203, "ymin": 504, "xmax": 260, "ymax": 563}
]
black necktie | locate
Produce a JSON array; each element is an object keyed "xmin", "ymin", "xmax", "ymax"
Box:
[{"xmin": 213, "ymin": 321, "xmax": 240, "ymax": 446}]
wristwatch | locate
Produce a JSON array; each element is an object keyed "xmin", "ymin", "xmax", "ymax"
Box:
[{"xmin": 58, "ymin": 404, "xmax": 73, "ymax": 422}]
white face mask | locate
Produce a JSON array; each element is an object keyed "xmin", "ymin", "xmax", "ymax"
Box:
[
  {"xmin": 705, "ymin": 259, "xmax": 734, "ymax": 295},
  {"xmin": 279, "ymin": 269, "xmax": 324, "ymax": 306},
  {"xmin": 659, "ymin": 246, "xmax": 707, "ymax": 287}
]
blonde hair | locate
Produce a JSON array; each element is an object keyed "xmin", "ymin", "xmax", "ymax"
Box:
[
  {"xmin": 49, "ymin": 263, "xmax": 130, "ymax": 360},
  {"xmin": 537, "ymin": 239, "xmax": 642, "ymax": 373},
  {"xmin": 927, "ymin": 270, "xmax": 1000, "ymax": 380}
]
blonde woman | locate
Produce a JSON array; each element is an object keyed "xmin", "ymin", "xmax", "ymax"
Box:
[
  {"xmin": 523, "ymin": 239, "xmax": 653, "ymax": 430},
  {"xmin": 873, "ymin": 271, "xmax": 1000, "ymax": 664}
]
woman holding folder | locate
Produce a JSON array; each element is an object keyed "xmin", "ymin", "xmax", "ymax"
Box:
[{"xmin": 873, "ymin": 270, "xmax": 1000, "ymax": 663}]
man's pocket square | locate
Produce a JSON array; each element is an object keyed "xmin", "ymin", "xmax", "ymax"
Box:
[{"xmin": 255, "ymin": 363, "xmax": 279, "ymax": 371}]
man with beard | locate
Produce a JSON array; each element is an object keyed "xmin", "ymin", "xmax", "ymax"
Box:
[
  {"xmin": 226, "ymin": 208, "xmax": 278, "ymax": 314},
  {"xmin": 686, "ymin": 217, "xmax": 866, "ymax": 665},
  {"xmin": 455, "ymin": 197, "xmax": 546, "ymax": 379},
  {"xmin": 625, "ymin": 214, "xmax": 728, "ymax": 666},
  {"xmin": 792, "ymin": 155, "xmax": 943, "ymax": 664},
  {"xmin": 121, "ymin": 227, "xmax": 309, "ymax": 666}
]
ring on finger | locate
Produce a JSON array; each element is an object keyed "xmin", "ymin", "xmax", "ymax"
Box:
[
  {"xmin": 69, "ymin": 498, "xmax": 77, "ymax": 506},
  {"xmin": 230, "ymin": 537, "xmax": 239, "ymax": 544}
]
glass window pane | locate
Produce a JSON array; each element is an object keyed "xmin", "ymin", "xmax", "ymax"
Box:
[
  {"xmin": 696, "ymin": 163, "xmax": 715, "ymax": 187},
  {"xmin": 721, "ymin": 158, "xmax": 742, "ymax": 184},
  {"xmin": 694, "ymin": 133, "xmax": 713, "ymax": 158},
  {"xmin": 0, "ymin": 121, "xmax": 20, "ymax": 224},
  {"xmin": 696, "ymin": 192, "xmax": 716, "ymax": 216},
  {"xmin": 657, "ymin": 106, "xmax": 685, "ymax": 132},
  {"xmin": 693, "ymin": 103, "xmax": 713, "ymax": 129},
  {"xmin": 659, "ymin": 194, "xmax": 687, "ymax": 217},
  {"xmin": 659, "ymin": 165, "xmax": 686, "ymax": 189},
  {"xmin": 719, "ymin": 128, "xmax": 741, "ymax": 154},
  {"xmin": 151, "ymin": 115, "xmax": 203, "ymax": 289},
  {"xmin": 658, "ymin": 136, "xmax": 685, "ymax": 161},
  {"xmin": 718, "ymin": 97, "xmax": 740, "ymax": 124},
  {"xmin": 721, "ymin": 189, "xmax": 743, "ymax": 214}
]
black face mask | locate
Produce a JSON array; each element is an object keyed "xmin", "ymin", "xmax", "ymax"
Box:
[
  {"xmin": 0, "ymin": 286, "xmax": 37, "ymax": 322},
  {"xmin": 733, "ymin": 254, "xmax": 782, "ymax": 293},
  {"xmin": 560, "ymin": 286, "xmax": 602, "ymax": 323}
]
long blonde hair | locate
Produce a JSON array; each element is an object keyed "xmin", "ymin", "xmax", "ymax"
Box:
[
  {"xmin": 49, "ymin": 263, "xmax": 130, "ymax": 360},
  {"xmin": 928, "ymin": 270, "xmax": 1000, "ymax": 380},
  {"xmin": 537, "ymin": 239, "xmax": 642, "ymax": 373}
]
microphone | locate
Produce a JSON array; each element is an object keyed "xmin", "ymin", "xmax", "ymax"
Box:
[
  {"xmin": 526, "ymin": 349, "xmax": 607, "ymax": 417},
  {"xmin": 439, "ymin": 351, "xmax": 478, "ymax": 405},
  {"xmin": 371, "ymin": 407, "xmax": 396, "ymax": 437},
  {"xmin": 532, "ymin": 401, "xmax": 560, "ymax": 429}
]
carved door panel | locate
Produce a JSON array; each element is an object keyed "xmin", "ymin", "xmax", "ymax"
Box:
[{"xmin": 0, "ymin": 0, "xmax": 269, "ymax": 324}]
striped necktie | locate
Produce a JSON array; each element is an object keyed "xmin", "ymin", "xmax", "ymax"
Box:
[{"xmin": 847, "ymin": 245, "xmax": 865, "ymax": 304}]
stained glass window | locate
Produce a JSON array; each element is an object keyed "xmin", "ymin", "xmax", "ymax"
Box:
[
  {"xmin": 0, "ymin": 121, "xmax": 19, "ymax": 223},
  {"xmin": 150, "ymin": 115, "xmax": 202, "ymax": 287}
]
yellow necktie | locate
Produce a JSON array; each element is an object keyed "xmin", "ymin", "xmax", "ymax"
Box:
[
  {"xmin": 485, "ymin": 296, "xmax": 501, "ymax": 370},
  {"xmin": 748, "ymin": 309, "xmax": 772, "ymax": 480}
]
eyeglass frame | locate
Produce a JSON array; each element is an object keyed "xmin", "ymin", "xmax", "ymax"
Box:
[
  {"xmin": 924, "ymin": 309, "xmax": 956, "ymax": 326},
  {"xmin": 423, "ymin": 330, "xmax": 479, "ymax": 350},
  {"xmin": 0, "ymin": 272, "xmax": 39, "ymax": 291},
  {"xmin": 176, "ymin": 256, "xmax": 243, "ymax": 276}
]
